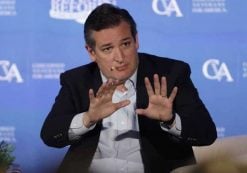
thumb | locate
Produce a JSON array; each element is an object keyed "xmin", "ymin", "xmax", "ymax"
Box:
[
  {"xmin": 114, "ymin": 100, "xmax": 130, "ymax": 109},
  {"xmin": 136, "ymin": 109, "xmax": 146, "ymax": 115}
]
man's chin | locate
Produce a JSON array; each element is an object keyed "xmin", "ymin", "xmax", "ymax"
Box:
[
  {"xmin": 107, "ymin": 71, "xmax": 134, "ymax": 82},
  {"xmin": 110, "ymin": 75, "xmax": 129, "ymax": 83}
]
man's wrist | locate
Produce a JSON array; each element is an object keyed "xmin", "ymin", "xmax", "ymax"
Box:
[
  {"xmin": 83, "ymin": 113, "xmax": 95, "ymax": 128},
  {"xmin": 160, "ymin": 113, "xmax": 176, "ymax": 128}
]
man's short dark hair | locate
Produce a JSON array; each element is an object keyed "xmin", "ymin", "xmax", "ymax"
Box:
[{"xmin": 84, "ymin": 3, "xmax": 137, "ymax": 49}]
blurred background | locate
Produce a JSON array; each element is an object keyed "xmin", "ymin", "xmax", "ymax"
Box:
[{"xmin": 0, "ymin": 0, "xmax": 246, "ymax": 172}]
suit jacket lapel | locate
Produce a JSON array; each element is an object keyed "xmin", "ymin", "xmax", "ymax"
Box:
[
  {"xmin": 136, "ymin": 53, "xmax": 156, "ymax": 110},
  {"xmin": 92, "ymin": 63, "xmax": 103, "ymax": 92}
]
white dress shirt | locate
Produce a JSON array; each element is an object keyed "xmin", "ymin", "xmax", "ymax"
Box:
[{"xmin": 68, "ymin": 71, "xmax": 182, "ymax": 173}]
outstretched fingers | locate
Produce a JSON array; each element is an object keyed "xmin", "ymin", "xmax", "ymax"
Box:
[
  {"xmin": 136, "ymin": 108, "xmax": 147, "ymax": 116},
  {"xmin": 96, "ymin": 79, "xmax": 120, "ymax": 98},
  {"xmin": 169, "ymin": 86, "xmax": 178, "ymax": 102},
  {"xmin": 114, "ymin": 100, "xmax": 131, "ymax": 110},
  {"xmin": 161, "ymin": 76, "xmax": 167, "ymax": 97},
  {"xmin": 88, "ymin": 88, "xmax": 95, "ymax": 101},
  {"xmin": 96, "ymin": 83, "xmax": 107, "ymax": 98},
  {"xmin": 144, "ymin": 77, "xmax": 154, "ymax": 96},
  {"xmin": 153, "ymin": 74, "xmax": 161, "ymax": 95}
]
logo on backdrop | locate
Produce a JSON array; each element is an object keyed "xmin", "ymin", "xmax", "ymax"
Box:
[
  {"xmin": 0, "ymin": 0, "xmax": 17, "ymax": 16},
  {"xmin": 49, "ymin": 0, "xmax": 117, "ymax": 24},
  {"xmin": 192, "ymin": 0, "xmax": 227, "ymax": 13},
  {"xmin": 216, "ymin": 127, "xmax": 225, "ymax": 138},
  {"xmin": 202, "ymin": 59, "xmax": 234, "ymax": 82},
  {"xmin": 152, "ymin": 0, "xmax": 183, "ymax": 17},
  {"xmin": 242, "ymin": 62, "xmax": 247, "ymax": 79},
  {"xmin": 0, "ymin": 126, "xmax": 16, "ymax": 143},
  {"xmin": 0, "ymin": 60, "xmax": 23, "ymax": 83},
  {"xmin": 32, "ymin": 63, "xmax": 65, "ymax": 80}
]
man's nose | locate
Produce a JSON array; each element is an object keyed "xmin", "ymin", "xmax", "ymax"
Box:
[{"xmin": 113, "ymin": 48, "xmax": 124, "ymax": 63}]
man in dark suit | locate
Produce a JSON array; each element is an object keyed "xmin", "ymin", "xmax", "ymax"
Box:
[{"xmin": 41, "ymin": 3, "xmax": 217, "ymax": 173}]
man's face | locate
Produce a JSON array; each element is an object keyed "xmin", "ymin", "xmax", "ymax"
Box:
[{"xmin": 86, "ymin": 21, "xmax": 139, "ymax": 82}]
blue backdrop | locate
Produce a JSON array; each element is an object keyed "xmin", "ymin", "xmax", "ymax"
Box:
[{"xmin": 0, "ymin": 0, "xmax": 246, "ymax": 172}]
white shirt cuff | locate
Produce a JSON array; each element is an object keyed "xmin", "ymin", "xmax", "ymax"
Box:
[
  {"xmin": 68, "ymin": 112, "xmax": 96, "ymax": 140},
  {"xmin": 160, "ymin": 113, "xmax": 182, "ymax": 136}
]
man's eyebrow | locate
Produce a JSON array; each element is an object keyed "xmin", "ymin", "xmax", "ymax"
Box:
[
  {"xmin": 99, "ymin": 37, "xmax": 132, "ymax": 48},
  {"xmin": 100, "ymin": 43, "xmax": 112, "ymax": 48},
  {"xmin": 121, "ymin": 37, "xmax": 131, "ymax": 42}
]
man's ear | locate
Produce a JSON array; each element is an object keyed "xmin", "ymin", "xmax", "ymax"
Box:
[{"xmin": 85, "ymin": 45, "xmax": 96, "ymax": 61}]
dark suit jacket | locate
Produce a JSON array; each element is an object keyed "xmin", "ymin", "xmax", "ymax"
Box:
[{"xmin": 41, "ymin": 53, "xmax": 217, "ymax": 173}]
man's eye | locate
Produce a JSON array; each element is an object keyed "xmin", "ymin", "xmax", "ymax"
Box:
[
  {"xmin": 102, "ymin": 47, "xmax": 112, "ymax": 52},
  {"xmin": 122, "ymin": 42, "xmax": 131, "ymax": 47}
]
